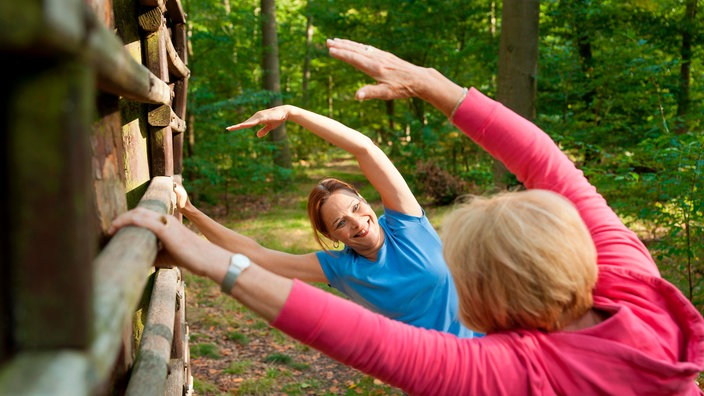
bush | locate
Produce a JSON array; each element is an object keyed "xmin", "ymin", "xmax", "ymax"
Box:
[{"xmin": 414, "ymin": 160, "xmax": 471, "ymax": 205}]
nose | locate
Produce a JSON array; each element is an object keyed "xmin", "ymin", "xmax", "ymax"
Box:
[{"xmin": 348, "ymin": 216, "xmax": 364, "ymax": 230}]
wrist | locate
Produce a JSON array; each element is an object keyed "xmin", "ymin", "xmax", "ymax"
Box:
[
  {"xmin": 449, "ymin": 87, "xmax": 469, "ymax": 120},
  {"xmin": 178, "ymin": 199, "xmax": 198, "ymax": 217},
  {"xmin": 419, "ymin": 68, "xmax": 465, "ymax": 117}
]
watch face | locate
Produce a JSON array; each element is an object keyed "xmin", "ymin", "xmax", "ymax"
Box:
[
  {"xmin": 232, "ymin": 254, "xmax": 251, "ymax": 270},
  {"xmin": 222, "ymin": 254, "xmax": 251, "ymax": 293}
]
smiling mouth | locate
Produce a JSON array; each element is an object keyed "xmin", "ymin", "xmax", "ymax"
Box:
[{"xmin": 355, "ymin": 220, "xmax": 370, "ymax": 238}]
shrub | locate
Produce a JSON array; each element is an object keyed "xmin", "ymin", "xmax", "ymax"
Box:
[{"xmin": 414, "ymin": 160, "xmax": 471, "ymax": 205}]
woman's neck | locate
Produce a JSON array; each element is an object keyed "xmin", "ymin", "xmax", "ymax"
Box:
[{"xmin": 562, "ymin": 308, "xmax": 609, "ymax": 331}]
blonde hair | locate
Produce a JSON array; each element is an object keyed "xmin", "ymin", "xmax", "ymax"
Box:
[{"xmin": 442, "ymin": 189, "xmax": 597, "ymax": 333}]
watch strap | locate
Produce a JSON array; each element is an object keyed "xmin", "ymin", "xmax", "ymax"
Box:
[{"xmin": 221, "ymin": 253, "xmax": 251, "ymax": 293}]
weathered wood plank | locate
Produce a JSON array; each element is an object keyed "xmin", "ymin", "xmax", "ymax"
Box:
[
  {"xmin": 93, "ymin": 93, "xmax": 129, "ymax": 233},
  {"xmin": 166, "ymin": 0, "xmax": 187, "ymax": 24},
  {"xmin": 164, "ymin": 275, "xmax": 188, "ymax": 395},
  {"xmin": 140, "ymin": 0, "xmax": 167, "ymax": 11},
  {"xmin": 0, "ymin": 0, "xmax": 171, "ymax": 106},
  {"xmin": 165, "ymin": 30, "xmax": 190, "ymax": 79},
  {"xmin": 9, "ymin": 58, "xmax": 95, "ymax": 350},
  {"xmin": 145, "ymin": 23, "xmax": 174, "ymax": 177},
  {"xmin": 151, "ymin": 126, "xmax": 175, "ymax": 176},
  {"xmin": 125, "ymin": 267, "xmax": 179, "ymax": 395},
  {"xmin": 148, "ymin": 104, "xmax": 186, "ymax": 133},
  {"xmin": 0, "ymin": 351, "xmax": 90, "ymax": 396},
  {"xmin": 91, "ymin": 176, "xmax": 174, "ymax": 384},
  {"xmin": 138, "ymin": 7, "xmax": 163, "ymax": 33}
]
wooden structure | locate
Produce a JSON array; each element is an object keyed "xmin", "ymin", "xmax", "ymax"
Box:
[{"xmin": 0, "ymin": 0, "xmax": 192, "ymax": 394}]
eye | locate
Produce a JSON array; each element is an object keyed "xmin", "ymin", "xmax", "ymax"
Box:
[
  {"xmin": 353, "ymin": 203, "xmax": 359, "ymax": 212},
  {"xmin": 335, "ymin": 219, "xmax": 346, "ymax": 229}
]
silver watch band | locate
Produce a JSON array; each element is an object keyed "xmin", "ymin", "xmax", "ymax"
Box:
[{"xmin": 221, "ymin": 253, "xmax": 251, "ymax": 293}]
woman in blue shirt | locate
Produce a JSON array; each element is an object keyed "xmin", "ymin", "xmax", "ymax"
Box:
[{"xmin": 176, "ymin": 105, "xmax": 477, "ymax": 338}]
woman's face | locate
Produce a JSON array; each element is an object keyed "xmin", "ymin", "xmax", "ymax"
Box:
[{"xmin": 320, "ymin": 189, "xmax": 382, "ymax": 254}]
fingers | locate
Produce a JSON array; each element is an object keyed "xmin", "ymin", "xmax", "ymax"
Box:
[
  {"xmin": 356, "ymin": 85, "xmax": 395, "ymax": 101},
  {"xmin": 226, "ymin": 114, "xmax": 265, "ymax": 131},
  {"xmin": 226, "ymin": 122, "xmax": 256, "ymax": 131},
  {"xmin": 227, "ymin": 121, "xmax": 268, "ymax": 138},
  {"xmin": 327, "ymin": 39, "xmax": 377, "ymax": 73},
  {"xmin": 326, "ymin": 38, "xmax": 370, "ymax": 54},
  {"xmin": 174, "ymin": 183, "xmax": 189, "ymax": 209},
  {"xmin": 327, "ymin": 38, "xmax": 409, "ymax": 101},
  {"xmin": 256, "ymin": 126, "xmax": 273, "ymax": 138},
  {"xmin": 108, "ymin": 207, "xmax": 171, "ymax": 235},
  {"xmin": 227, "ymin": 108, "xmax": 287, "ymax": 137}
]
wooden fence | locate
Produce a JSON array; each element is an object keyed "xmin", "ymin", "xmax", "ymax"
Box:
[{"xmin": 1, "ymin": 0, "xmax": 192, "ymax": 394}]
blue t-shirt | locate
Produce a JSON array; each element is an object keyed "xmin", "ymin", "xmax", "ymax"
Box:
[{"xmin": 316, "ymin": 208, "xmax": 478, "ymax": 338}]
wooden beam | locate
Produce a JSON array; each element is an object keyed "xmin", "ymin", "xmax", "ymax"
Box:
[
  {"xmin": 166, "ymin": 0, "xmax": 187, "ymax": 24},
  {"xmin": 165, "ymin": 27, "xmax": 190, "ymax": 79},
  {"xmin": 125, "ymin": 267, "xmax": 179, "ymax": 395},
  {"xmin": 140, "ymin": 0, "xmax": 167, "ymax": 12},
  {"xmin": 91, "ymin": 176, "xmax": 175, "ymax": 385},
  {"xmin": 148, "ymin": 104, "xmax": 186, "ymax": 133},
  {"xmin": 9, "ymin": 57, "xmax": 94, "ymax": 350},
  {"xmin": 0, "ymin": 351, "xmax": 90, "ymax": 396},
  {"xmin": 138, "ymin": 7, "xmax": 163, "ymax": 33},
  {"xmin": 0, "ymin": 1, "xmax": 171, "ymax": 106}
]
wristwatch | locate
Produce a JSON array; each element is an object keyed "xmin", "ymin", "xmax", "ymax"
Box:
[{"xmin": 221, "ymin": 253, "xmax": 251, "ymax": 293}]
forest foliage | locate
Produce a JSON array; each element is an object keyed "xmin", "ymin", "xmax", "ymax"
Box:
[{"xmin": 181, "ymin": 0, "xmax": 703, "ymax": 311}]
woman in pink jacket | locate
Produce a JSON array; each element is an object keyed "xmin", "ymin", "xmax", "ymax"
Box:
[{"xmin": 109, "ymin": 39, "xmax": 704, "ymax": 395}]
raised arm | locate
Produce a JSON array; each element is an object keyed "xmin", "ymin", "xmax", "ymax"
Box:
[
  {"xmin": 327, "ymin": 38, "xmax": 657, "ymax": 277},
  {"xmin": 451, "ymin": 90, "xmax": 658, "ymax": 276},
  {"xmin": 227, "ymin": 104, "xmax": 421, "ymax": 216},
  {"xmin": 174, "ymin": 183, "xmax": 327, "ymax": 283}
]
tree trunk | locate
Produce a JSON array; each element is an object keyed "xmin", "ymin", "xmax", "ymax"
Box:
[
  {"xmin": 494, "ymin": 0, "xmax": 539, "ymax": 190},
  {"xmin": 261, "ymin": 0, "xmax": 292, "ymax": 172},
  {"xmin": 676, "ymin": 0, "xmax": 697, "ymax": 134},
  {"xmin": 302, "ymin": 0, "xmax": 313, "ymax": 107}
]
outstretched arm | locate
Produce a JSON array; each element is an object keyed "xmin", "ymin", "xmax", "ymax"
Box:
[
  {"xmin": 108, "ymin": 207, "xmax": 482, "ymax": 395},
  {"xmin": 227, "ymin": 104, "xmax": 421, "ymax": 216},
  {"xmin": 108, "ymin": 207, "xmax": 292, "ymax": 321},
  {"xmin": 174, "ymin": 183, "xmax": 327, "ymax": 283}
]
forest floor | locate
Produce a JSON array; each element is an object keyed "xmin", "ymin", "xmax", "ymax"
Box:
[{"xmin": 184, "ymin": 268, "xmax": 402, "ymax": 396}]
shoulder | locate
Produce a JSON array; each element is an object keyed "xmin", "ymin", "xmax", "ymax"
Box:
[{"xmin": 382, "ymin": 206, "xmax": 428, "ymax": 224}]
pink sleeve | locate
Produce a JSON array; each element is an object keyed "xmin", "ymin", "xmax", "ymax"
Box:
[
  {"xmin": 270, "ymin": 280, "xmax": 523, "ymax": 394},
  {"xmin": 270, "ymin": 279, "xmax": 431, "ymax": 393},
  {"xmin": 452, "ymin": 88, "xmax": 658, "ymax": 277}
]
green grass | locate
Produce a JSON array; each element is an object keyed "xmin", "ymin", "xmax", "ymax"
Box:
[
  {"xmin": 226, "ymin": 331, "xmax": 250, "ymax": 345},
  {"xmin": 224, "ymin": 359, "xmax": 253, "ymax": 375},
  {"xmin": 190, "ymin": 343, "xmax": 221, "ymax": 359}
]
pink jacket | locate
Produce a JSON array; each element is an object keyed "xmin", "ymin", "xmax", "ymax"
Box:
[{"xmin": 271, "ymin": 88, "xmax": 704, "ymax": 395}]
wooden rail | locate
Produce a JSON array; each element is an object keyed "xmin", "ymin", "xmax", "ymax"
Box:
[
  {"xmin": 0, "ymin": 177, "xmax": 176, "ymax": 394},
  {"xmin": 0, "ymin": 0, "xmax": 192, "ymax": 393},
  {"xmin": 92, "ymin": 177, "xmax": 176, "ymax": 385}
]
